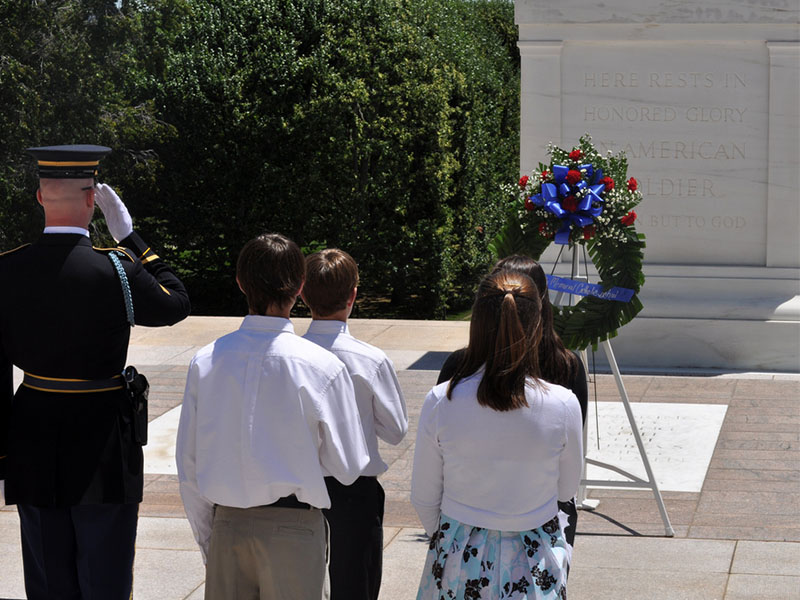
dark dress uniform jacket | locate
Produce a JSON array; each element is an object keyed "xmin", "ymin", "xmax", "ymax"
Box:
[{"xmin": 0, "ymin": 231, "xmax": 190, "ymax": 506}]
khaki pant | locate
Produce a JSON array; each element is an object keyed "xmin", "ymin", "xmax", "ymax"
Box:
[{"xmin": 205, "ymin": 504, "xmax": 329, "ymax": 600}]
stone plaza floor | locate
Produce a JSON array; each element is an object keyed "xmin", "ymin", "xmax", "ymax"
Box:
[{"xmin": 1, "ymin": 316, "xmax": 799, "ymax": 599}]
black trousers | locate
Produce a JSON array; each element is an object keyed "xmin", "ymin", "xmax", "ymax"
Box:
[
  {"xmin": 17, "ymin": 502, "xmax": 138, "ymax": 600},
  {"xmin": 323, "ymin": 476, "xmax": 385, "ymax": 600}
]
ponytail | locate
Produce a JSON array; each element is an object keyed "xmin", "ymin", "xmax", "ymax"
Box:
[
  {"xmin": 491, "ymin": 254, "xmax": 577, "ymax": 388},
  {"xmin": 495, "ymin": 292, "xmax": 528, "ymax": 376}
]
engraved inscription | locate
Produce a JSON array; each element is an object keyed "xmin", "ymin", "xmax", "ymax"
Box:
[
  {"xmin": 686, "ymin": 107, "xmax": 747, "ymax": 122},
  {"xmin": 648, "ymin": 72, "xmax": 714, "ymax": 88},
  {"xmin": 641, "ymin": 178, "xmax": 716, "ymax": 198},
  {"xmin": 559, "ymin": 43, "xmax": 768, "ymax": 261},
  {"xmin": 584, "ymin": 105, "xmax": 746, "ymax": 123},
  {"xmin": 578, "ymin": 68, "xmax": 753, "ymax": 246},
  {"xmin": 583, "ymin": 72, "xmax": 747, "ymax": 88},
  {"xmin": 595, "ymin": 140, "xmax": 745, "ymax": 161},
  {"xmin": 647, "ymin": 215, "xmax": 747, "ymax": 229},
  {"xmin": 585, "ymin": 105, "xmax": 677, "ymax": 122},
  {"xmin": 584, "ymin": 72, "xmax": 639, "ymax": 87}
]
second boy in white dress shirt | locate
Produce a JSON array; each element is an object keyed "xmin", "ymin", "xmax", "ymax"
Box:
[{"xmin": 302, "ymin": 248, "xmax": 408, "ymax": 600}]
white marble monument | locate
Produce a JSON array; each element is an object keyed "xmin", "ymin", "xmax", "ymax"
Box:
[{"xmin": 516, "ymin": 0, "xmax": 800, "ymax": 371}]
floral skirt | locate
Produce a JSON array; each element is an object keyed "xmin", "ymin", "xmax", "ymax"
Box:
[{"xmin": 416, "ymin": 513, "xmax": 569, "ymax": 600}]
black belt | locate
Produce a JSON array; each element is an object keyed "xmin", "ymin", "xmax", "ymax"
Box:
[
  {"xmin": 22, "ymin": 372, "xmax": 124, "ymax": 393},
  {"xmin": 266, "ymin": 495, "xmax": 312, "ymax": 510}
]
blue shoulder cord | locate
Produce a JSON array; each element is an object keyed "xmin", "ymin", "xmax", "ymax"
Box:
[{"xmin": 108, "ymin": 251, "xmax": 135, "ymax": 327}]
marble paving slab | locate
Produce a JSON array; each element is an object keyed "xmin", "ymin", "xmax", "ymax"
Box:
[
  {"xmin": 146, "ymin": 401, "xmax": 728, "ymax": 496},
  {"xmin": 586, "ymin": 402, "xmax": 728, "ymax": 492},
  {"xmin": 144, "ymin": 405, "xmax": 182, "ymax": 475}
]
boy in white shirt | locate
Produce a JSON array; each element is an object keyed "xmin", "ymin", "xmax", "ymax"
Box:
[
  {"xmin": 302, "ymin": 248, "xmax": 408, "ymax": 600},
  {"xmin": 176, "ymin": 234, "xmax": 369, "ymax": 600}
]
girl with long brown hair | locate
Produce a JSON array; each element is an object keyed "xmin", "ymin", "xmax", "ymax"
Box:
[
  {"xmin": 412, "ymin": 270, "xmax": 583, "ymax": 600},
  {"xmin": 438, "ymin": 255, "xmax": 588, "ymax": 554}
]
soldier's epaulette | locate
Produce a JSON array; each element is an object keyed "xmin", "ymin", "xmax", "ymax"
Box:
[
  {"xmin": 0, "ymin": 243, "xmax": 30, "ymax": 259},
  {"xmin": 93, "ymin": 246, "xmax": 137, "ymax": 262}
]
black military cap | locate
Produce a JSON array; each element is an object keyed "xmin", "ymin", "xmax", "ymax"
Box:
[{"xmin": 26, "ymin": 144, "xmax": 112, "ymax": 179}]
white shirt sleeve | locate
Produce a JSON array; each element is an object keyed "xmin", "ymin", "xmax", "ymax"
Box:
[
  {"xmin": 371, "ymin": 358, "xmax": 408, "ymax": 445},
  {"xmin": 557, "ymin": 392, "xmax": 585, "ymax": 502},
  {"xmin": 410, "ymin": 390, "xmax": 444, "ymax": 537},
  {"xmin": 316, "ymin": 366, "xmax": 370, "ymax": 486},
  {"xmin": 175, "ymin": 360, "xmax": 215, "ymax": 563}
]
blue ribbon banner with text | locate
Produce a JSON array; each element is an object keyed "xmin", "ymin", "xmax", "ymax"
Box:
[{"xmin": 546, "ymin": 275, "xmax": 635, "ymax": 303}]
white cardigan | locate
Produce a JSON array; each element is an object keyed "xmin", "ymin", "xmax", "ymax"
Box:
[{"xmin": 411, "ymin": 371, "xmax": 584, "ymax": 536}]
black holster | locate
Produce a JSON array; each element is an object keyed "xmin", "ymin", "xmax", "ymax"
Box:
[{"xmin": 123, "ymin": 365, "xmax": 149, "ymax": 446}]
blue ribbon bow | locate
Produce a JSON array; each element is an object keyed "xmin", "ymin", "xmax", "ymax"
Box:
[{"xmin": 530, "ymin": 164, "xmax": 607, "ymax": 244}]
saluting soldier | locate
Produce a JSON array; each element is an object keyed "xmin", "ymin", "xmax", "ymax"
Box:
[{"xmin": 0, "ymin": 145, "xmax": 191, "ymax": 599}]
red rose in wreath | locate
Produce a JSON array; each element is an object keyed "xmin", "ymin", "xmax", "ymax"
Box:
[
  {"xmin": 621, "ymin": 211, "xmax": 637, "ymax": 226},
  {"xmin": 600, "ymin": 176, "xmax": 615, "ymax": 191},
  {"xmin": 627, "ymin": 177, "xmax": 638, "ymax": 192},
  {"xmin": 562, "ymin": 195, "xmax": 578, "ymax": 213},
  {"xmin": 541, "ymin": 169, "xmax": 549, "ymax": 180},
  {"xmin": 568, "ymin": 149, "xmax": 582, "ymax": 161},
  {"xmin": 519, "ymin": 175, "xmax": 529, "ymax": 188},
  {"xmin": 583, "ymin": 225, "xmax": 596, "ymax": 240},
  {"xmin": 538, "ymin": 222, "xmax": 552, "ymax": 238},
  {"xmin": 565, "ymin": 170, "xmax": 582, "ymax": 185},
  {"xmin": 524, "ymin": 197, "xmax": 536, "ymax": 211}
]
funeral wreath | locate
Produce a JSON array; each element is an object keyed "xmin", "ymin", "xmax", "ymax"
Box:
[{"xmin": 491, "ymin": 134, "xmax": 646, "ymax": 350}]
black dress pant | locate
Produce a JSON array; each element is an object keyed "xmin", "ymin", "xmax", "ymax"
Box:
[
  {"xmin": 323, "ymin": 476, "xmax": 384, "ymax": 600},
  {"xmin": 17, "ymin": 502, "xmax": 138, "ymax": 600}
]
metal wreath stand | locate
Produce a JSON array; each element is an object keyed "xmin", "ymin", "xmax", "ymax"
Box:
[{"xmin": 550, "ymin": 244, "xmax": 674, "ymax": 537}]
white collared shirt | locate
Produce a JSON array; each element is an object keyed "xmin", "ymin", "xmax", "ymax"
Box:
[
  {"xmin": 303, "ymin": 320, "xmax": 408, "ymax": 476},
  {"xmin": 176, "ymin": 315, "xmax": 370, "ymax": 559},
  {"xmin": 411, "ymin": 371, "xmax": 583, "ymax": 536},
  {"xmin": 43, "ymin": 226, "xmax": 89, "ymax": 236}
]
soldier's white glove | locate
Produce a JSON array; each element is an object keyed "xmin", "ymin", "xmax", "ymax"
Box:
[{"xmin": 94, "ymin": 183, "xmax": 133, "ymax": 242}]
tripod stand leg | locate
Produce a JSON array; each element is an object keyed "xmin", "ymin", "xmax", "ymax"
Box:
[
  {"xmin": 600, "ymin": 340, "xmax": 675, "ymax": 537},
  {"xmin": 577, "ymin": 348, "xmax": 599, "ymax": 510}
]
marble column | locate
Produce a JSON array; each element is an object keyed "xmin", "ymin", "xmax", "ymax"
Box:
[
  {"xmin": 518, "ymin": 42, "xmax": 562, "ymax": 172},
  {"xmin": 766, "ymin": 41, "xmax": 800, "ymax": 268}
]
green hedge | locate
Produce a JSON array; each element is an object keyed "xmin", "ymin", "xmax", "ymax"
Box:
[{"xmin": 0, "ymin": 0, "xmax": 519, "ymax": 317}]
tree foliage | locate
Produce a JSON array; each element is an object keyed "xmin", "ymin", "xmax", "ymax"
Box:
[
  {"xmin": 0, "ymin": 0, "xmax": 175, "ymax": 248},
  {"xmin": 0, "ymin": 0, "xmax": 519, "ymax": 317}
]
